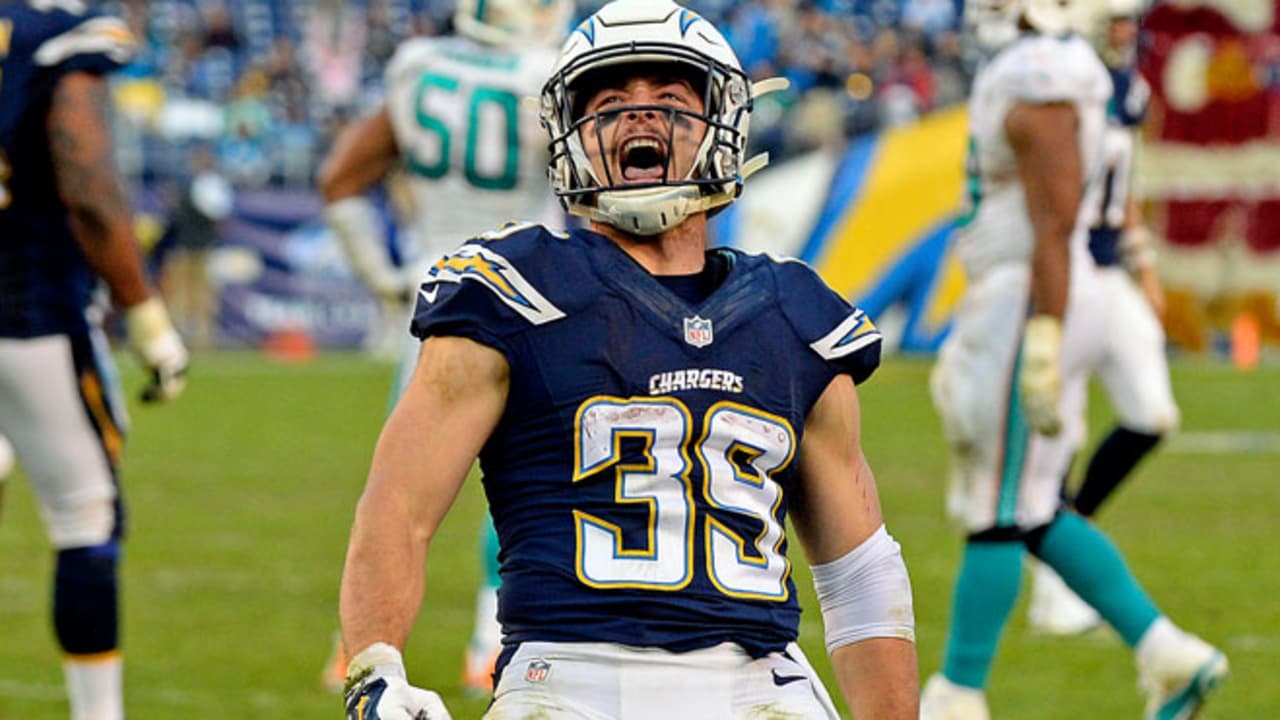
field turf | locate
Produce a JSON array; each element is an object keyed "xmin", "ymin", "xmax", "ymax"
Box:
[{"xmin": 0, "ymin": 352, "xmax": 1275, "ymax": 718}]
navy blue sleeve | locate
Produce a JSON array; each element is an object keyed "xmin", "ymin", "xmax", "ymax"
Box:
[
  {"xmin": 773, "ymin": 258, "xmax": 882, "ymax": 385},
  {"xmin": 410, "ymin": 228, "xmax": 568, "ymax": 356}
]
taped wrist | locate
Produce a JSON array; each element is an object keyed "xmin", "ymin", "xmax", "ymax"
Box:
[
  {"xmin": 811, "ymin": 525, "xmax": 915, "ymax": 654},
  {"xmin": 124, "ymin": 297, "xmax": 181, "ymax": 363},
  {"xmin": 324, "ymin": 197, "xmax": 404, "ymax": 298},
  {"xmin": 1022, "ymin": 315, "xmax": 1062, "ymax": 361},
  {"xmin": 345, "ymin": 641, "xmax": 407, "ymax": 695}
]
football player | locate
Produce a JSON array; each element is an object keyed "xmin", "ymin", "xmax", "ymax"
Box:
[
  {"xmin": 0, "ymin": 2, "xmax": 188, "ymax": 719},
  {"xmin": 338, "ymin": 1, "xmax": 919, "ymax": 718},
  {"xmin": 317, "ymin": 0, "xmax": 571, "ymax": 696},
  {"xmin": 923, "ymin": 0, "xmax": 1226, "ymax": 718},
  {"xmin": 1026, "ymin": 0, "xmax": 1182, "ymax": 637}
]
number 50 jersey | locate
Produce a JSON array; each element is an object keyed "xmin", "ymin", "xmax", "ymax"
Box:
[
  {"xmin": 412, "ymin": 225, "xmax": 882, "ymax": 658},
  {"xmin": 383, "ymin": 35, "xmax": 561, "ymax": 262}
]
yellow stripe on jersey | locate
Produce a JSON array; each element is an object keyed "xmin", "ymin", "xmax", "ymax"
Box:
[
  {"xmin": 425, "ymin": 244, "xmax": 566, "ymax": 325},
  {"xmin": 0, "ymin": 18, "xmax": 13, "ymax": 56}
]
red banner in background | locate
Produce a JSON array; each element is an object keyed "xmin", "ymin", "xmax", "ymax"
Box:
[{"xmin": 1138, "ymin": 0, "xmax": 1280, "ymax": 253}]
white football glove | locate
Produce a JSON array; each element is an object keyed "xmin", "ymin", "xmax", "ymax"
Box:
[
  {"xmin": 124, "ymin": 297, "xmax": 189, "ymax": 403},
  {"xmin": 325, "ymin": 197, "xmax": 415, "ymax": 304},
  {"xmin": 1018, "ymin": 315, "xmax": 1063, "ymax": 437},
  {"xmin": 343, "ymin": 643, "xmax": 452, "ymax": 720}
]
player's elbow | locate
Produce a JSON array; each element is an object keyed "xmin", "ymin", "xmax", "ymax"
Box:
[
  {"xmin": 63, "ymin": 194, "xmax": 131, "ymax": 244},
  {"xmin": 316, "ymin": 158, "xmax": 345, "ymax": 204}
]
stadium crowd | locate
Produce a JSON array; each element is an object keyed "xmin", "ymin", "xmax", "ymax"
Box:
[{"xmin": 106, "ymin": 0, "xmax": 970, "ymax": 190}]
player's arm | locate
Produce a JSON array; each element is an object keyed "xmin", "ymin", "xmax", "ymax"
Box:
[
  {"xmin": 791, "ymin": 374, "xmax": 918, "ymax": 720},
  {"xmin": 1006, "ymin": 101, "xmax": 1078, "ymax": 320},
  {"xmin": 318, "ymin": 107, "xmax": 409, "ymax": 301},
  {"xmin": 48, "ymin": 71, "xmax": 187, "ymax": 401},
  {"xmin": 48, "ymin": 71, "xmax": 150, "ymax": 307},
  {"xmin": 1005, "ymin": 101, "xmax": 1080, "ymax": 435},
  {"xmin": 1121, "ymin": 195, "xmax": 1165, "ymax": 319},
  {"xmin": 338, "ymin": 335, "xmax": 508, "ymax": 718}
]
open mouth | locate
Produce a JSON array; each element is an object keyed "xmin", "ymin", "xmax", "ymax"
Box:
[{"xmin": 619, "ymin": 137, "xmax": 668, "ymax": 182}]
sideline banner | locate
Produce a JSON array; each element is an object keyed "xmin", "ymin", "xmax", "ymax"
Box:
[
  {"xmin": 212, "ymin": 189, "xmax": 382, "ymax": 349},
  {"xmin": 716, "ymin": 106, "xmax": 968, "ymax": 353}
]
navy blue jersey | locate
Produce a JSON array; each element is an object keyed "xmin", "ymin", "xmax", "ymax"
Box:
[
  {"xmin": 0, "ymin": 1, "xmax": 135, "ymax": 337},
  {"xmin": 411, "ymin": 224, "xmax": 882, "ymax": 658},
  {"xmin": 1090, "ymin": 66, "xmax": 1150, "ymax": 267},
  {"xmin": 1108, "ymin": 66, "xmax": 1149, "ymax": 128}
]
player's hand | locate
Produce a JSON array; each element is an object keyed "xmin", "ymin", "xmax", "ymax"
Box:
[
  {"xmin": 343, "ymin": 643, "xmax": 451, "ymax": 720},
  {"xmin": 1018, "ymin": 315, "xmax": 1062, "ymax": 436},
  {"xmin": 124, "ymin": 297, "xmax": 189, "ymax": 403}
]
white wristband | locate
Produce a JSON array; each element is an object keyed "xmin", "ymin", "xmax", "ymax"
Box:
[
  {"xmin": 324, "ymin": 196, "xmax": 406, "ymax": 299},
  {"xmin": 346, "ymin": 641, "xmax": 408, "ymax": 685},
  {"xmin": 810, "ymin": 525, "xmax": 915, "ymax": 654}
]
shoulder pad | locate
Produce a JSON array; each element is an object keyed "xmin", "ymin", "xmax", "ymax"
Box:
[
  {"xmin": 768, "ymin": 256, "xmax": 883, "ymax": 384},
  {"xmin": 385, "ymin": 37, "xmax": 444, "ymax": 86},
  {"xmin": 998, "ymin": 35, "xmax": 1109, "ymax": 105},
  {"xmin": 411, "ymin": 224, "xmax": 568, "ymax": 345},
  {"xmin": 30, "ymin": 5, "xmax": 136, "ymax": 71}
]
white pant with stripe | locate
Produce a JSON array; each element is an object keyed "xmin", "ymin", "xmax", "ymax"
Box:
[{"xmin": 0, "ymin": 332, "xmax": 127, "ymax": 548}]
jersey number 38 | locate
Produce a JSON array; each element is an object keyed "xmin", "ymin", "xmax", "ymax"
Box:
[{"xmin": 573, "ymin": 397, "xmax": 794, "ymax": 602}]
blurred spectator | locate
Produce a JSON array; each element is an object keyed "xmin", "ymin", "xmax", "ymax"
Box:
[
  {"xmin": 163, "ymin": 146, "xmax": 234, "ymax": 349},
  {"xmin": 878, "ymin": 30, "xmax": 937, "ymax": 125},
  {"xmin": 780, "ymin": 3, "xmax": 852, "ymax": 93},
  {"xmin": 201, "ymin": 1, "xmax": 242, "ymax": 51},
  {"xmin": 218, "ymin": 118, "xmax": 272, "ymax": 187},
  {"xmin": 108, "ymin": 0, "xmax": 974, "ymax": 192},
  {"xmin": 224, "ymin": 71, "xmax": 273, "ymax": 139},
  {"xmin": 303, "ymin": 0, "xmax": 366, "ymax": 110}
]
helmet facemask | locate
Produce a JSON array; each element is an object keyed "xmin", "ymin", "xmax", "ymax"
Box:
[{"xmin": 542, "ymin": 44, "xmax": 765, "ymax": 236}]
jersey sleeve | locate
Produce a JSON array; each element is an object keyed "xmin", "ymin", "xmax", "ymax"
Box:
[
  {"xmin": 410, "ymin": 225, "xmax": 567, "ymax": 355},
  {"xmin": 1003, "ymin": 36, "xmax": 1107, "ymax": 105},
  {"xmin": 772, "ymin": 258, "xmax": 882, "ymax": 384},
  {"xmin": 384, "ymin": 36, "xmax": 437, "ymax": 90},
  {"xmin": 31, "ymin": 7, "xmax": 137, "ymax": 78}
]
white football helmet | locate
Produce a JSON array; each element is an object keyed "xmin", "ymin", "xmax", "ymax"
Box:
[
  {"xmin": 966, "ymin": 0, "xmax": 1104, "ymax": 49},
  {"xmin": 539, "ymin": 0, "xmax": 787, "ymax": 236},
  {"xmin": 454, "ymin": 0, "xmax": 573, "ymax": 48}
]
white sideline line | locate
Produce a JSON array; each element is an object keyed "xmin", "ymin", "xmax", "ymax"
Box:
[
  {"xmin": 1165, "ymin": 431, "xmax": 1280, "ymax": 455},
  {"xmin": 0, "ymin": 679, "xmax": 289, "ymax": 707},
  {"xmin": 1229, "ymin": 634, "xmax": 1280, "ymax": 652}
]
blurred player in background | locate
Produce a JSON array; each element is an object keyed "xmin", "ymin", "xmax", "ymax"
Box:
[
  {"xmin": 0, "ymin": 2, "xmax": 189, "ymax": 719},
  {"xmin": 923, "ymin": 0, "xmax": 1226, "ymax": 717},
  {"xmin": 318, "ymin": 0, "xmax": 571, "ymax": 696},
  {"xmin": 1026, "ymin": 0, "xmax": 1181, "ymax": 637},
  {"xmin": 338, "ymin": 1, "xmax": 917, "ymax": 718}
]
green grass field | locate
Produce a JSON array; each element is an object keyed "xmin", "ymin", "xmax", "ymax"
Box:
[{"xmin": 0, "ymin": 352, "xmax": 1275, "ymax": 718}]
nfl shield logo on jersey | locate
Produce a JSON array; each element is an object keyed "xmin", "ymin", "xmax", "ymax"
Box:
[
  {"xmin": 525, "ymin": 658, "xmax": 551, "ymax": 683},
  {"xmin": 683, "ymin": 315, "xmax": 714, "ymax": 348}
]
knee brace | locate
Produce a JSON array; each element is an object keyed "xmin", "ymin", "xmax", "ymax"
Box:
[{"xmin": 54, "ymin": 542, "xmax": 121, "ymax": 655}]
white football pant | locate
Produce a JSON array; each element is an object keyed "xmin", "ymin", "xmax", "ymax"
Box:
[
  {"xmin": 0, "ymin": 333, "xmax": 125, "ymax": 548},
  {"xmin": 485, "ymin": 641, "xmax": 840, "ymax": 720}
]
